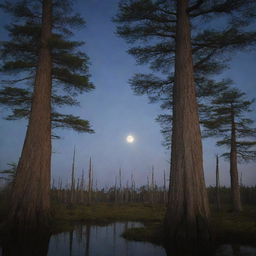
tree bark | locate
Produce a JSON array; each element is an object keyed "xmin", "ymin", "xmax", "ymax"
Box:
[
  {"xmin": 164, "ymin": 0, "xmax": 211, "ymax": 246},
  {"xmin": 8, "ymin": 0, "xmax": 52, "ymax": 229},
  {"xmin": 230, "ymin": 105, "xmax": 242, "ymax": 211}
]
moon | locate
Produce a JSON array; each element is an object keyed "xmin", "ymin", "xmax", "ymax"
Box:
[{"xmin": 126, "ymin": 135, "xmax": 135, "ymax": 143}]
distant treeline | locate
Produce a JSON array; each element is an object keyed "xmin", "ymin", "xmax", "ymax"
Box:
[
  {"xmin": 1, "ymin": 164, "xmax": 255, "ymax": 207},
  {"xmin": 49, "ymin": 184, "xmax": 256, "ymax": 207},
  {"xmin": 1, "ymin": 179, "xmax": 255, "ymax": 208},
  {"xmin": 50, "ymin": 182, "xmax": 168, "ymax": 205},
  {"xmin": 1, "ymin": 160, "xmax": 255, "ymax": 207},
  {"xmin": 208, "ymin": 186, "xmax": 256, "ymax": 207}
]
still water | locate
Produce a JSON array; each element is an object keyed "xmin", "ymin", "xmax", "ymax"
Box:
[
  {"xmin": 48, "ymin": 222, "xmax": 164, "ymax": 256},
  {"xmin": 0, "ymin": 222, "xmax": 256, "ymax": 256}
]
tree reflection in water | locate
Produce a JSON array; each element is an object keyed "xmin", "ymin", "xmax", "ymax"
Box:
[{"xmin": 2, "ymin": 230, "xmax": 51, "ymax": 256}]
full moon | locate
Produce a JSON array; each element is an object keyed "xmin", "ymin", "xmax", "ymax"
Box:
[{"xmin": 126, "ymin": 135, "xmax": 134, "ymax": 143}]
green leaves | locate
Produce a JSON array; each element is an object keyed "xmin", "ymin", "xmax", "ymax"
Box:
[
  {"xmin": 202, "ymin": 87, "xmax": 256, "ymax": 162},
  {"xmin": 0, "ymin": 0, "xmax": 95, "ymax": 135},
  {"xmin": 115, "ymin": 0, "xmax": 256, "ymax": 148},
  {"xmin": 0, "ymin": 86, "xmax": 94, "ymax": 135},
  {"xmin": 52, "ymin": 113, "xmax": 94, "ymax": 134},
  {"xmin": 1, "ymin": 61, "xmax": 36, "ymax": 72},
  {"xmin": 53, "ymin": 67, "xmax": 94, "ymax": 93}
]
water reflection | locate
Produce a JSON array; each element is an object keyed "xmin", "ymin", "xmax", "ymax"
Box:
[
  {"xmin": 48, "ymin": 222, "xmax": 164, "ymax": 256},
  {"xmin": 232, "ymin": 244, "xmax": 240, "ymax": 256},
  {"xmin": 216, "ymin": 244, "xmax": 256, "ymax": 256},
  {"xmin": 0, "ymin": 223, "xmax": 256, "ymax": 256},
  {"xmin": 1, "ymin": 230, "xmax": 50, "ymax": 256}
]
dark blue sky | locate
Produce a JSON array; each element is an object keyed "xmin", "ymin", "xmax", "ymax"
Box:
[{"xmin": 0, "ymin": 0, "xmax": 255, "ymax": 188}]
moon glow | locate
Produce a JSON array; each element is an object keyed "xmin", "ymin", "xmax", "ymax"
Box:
[{"xmin": 126, "ymin": 135, "xmax": 134, "ymax": 143}]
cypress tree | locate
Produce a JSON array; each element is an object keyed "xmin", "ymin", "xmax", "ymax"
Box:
[
  {"xmin": 165, "ymin": 0, "xmax": 211, "ymax": 245},
  {"xmin": 114, "ymin": 0, "xmax": 256, "ymax": 147},
  {"xmin": 0, "ymin": 0, "xmax": 94, "ymax": 136},
  {"xmin": 202, "ymin": 87, "xmax": 256, "ymax": 211},
  {"xmin": 0, "ymin": 0, "xmax": 94, "ymax": 229},
  {"xmin": 115, "ymin": 0, "xmax": 256, "ymax": 245}
]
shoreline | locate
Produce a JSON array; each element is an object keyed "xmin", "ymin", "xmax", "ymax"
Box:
[{"xmin": 0, "ymin": 203, "xmax": 255, "ymax": 248}]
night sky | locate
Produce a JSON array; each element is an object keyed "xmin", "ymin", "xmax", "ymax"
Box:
[{"xmin": 0, "ymin": 0, "xmax": 255, "ymax": 188}]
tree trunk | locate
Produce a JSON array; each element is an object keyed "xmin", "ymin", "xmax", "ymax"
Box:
[
  {"xmin": 8, "ymin": 0, "xmax": 52, "ymax": 229},
  {"xmin": 164, "ymin": 0, "xmax": 211, "ymax": 246},
  {"xmin": 230, "ymin": 106, "xmax": 242, "ymax": 211}
]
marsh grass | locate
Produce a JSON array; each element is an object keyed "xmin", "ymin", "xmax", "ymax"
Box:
[
  {"xmin": 211, "ymin": 206, "xmax": 256, "ymax": 244},
  {"xmin": 122, "ymin": 205, "xmax": 256, "ymax": 246},
  {"xmin": 51, "ymin": 202, "xmax": 165, "ymax": 233},
  {"xmin": 1, "ymin": 194, "xmax": 255, "ymax": 246},
  {"xmin": 53, "ymin": 202, "xmax": 165, "ymax": 222}
]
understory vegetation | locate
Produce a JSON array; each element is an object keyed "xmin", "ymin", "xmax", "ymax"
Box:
[{"xmin": 1, "ymin": 187, "xmax": 255, "ymax": 245}]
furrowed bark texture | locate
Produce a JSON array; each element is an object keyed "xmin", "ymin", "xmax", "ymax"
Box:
[
  {"xmin": 230, "ymin": 107, "xmax": 242, "ymax": 211},
  {"xmin": 9, "ymin": 0, "xmax": 52, "ymax": 229},
  {"xmin": 165, "ymin": 0, "xmax": 211, "ymax": 245}
]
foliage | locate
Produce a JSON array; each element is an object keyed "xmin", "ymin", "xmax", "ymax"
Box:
[
  {"xmin": 114, "ymin": 0, "xmax": 256, "ymax": 147},
  {"xmin": 202, "ymin": 87, "xmax": 256, "ymax": 162},
  {"xmin": 0, "ymin": 162, "xmax": 17, "ymax": 186},
  {"xmin": 0, "ymin": 0, "xmax": 95, "ymax": 135}
]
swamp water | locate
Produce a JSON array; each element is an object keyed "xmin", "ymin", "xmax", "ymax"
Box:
[{"xmin": 0, "ymin": 222, "xmax": 256, "ymax": 256}]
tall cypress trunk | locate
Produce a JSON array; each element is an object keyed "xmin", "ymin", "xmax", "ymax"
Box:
[
  {"xmin": 230, "ymin": 105, "xmax": 242, "ymax": 211},
  {"xmin": 9, "ymin": 0, "xmax": 52, "ymax": 229},
  {"xmin": 165, "ymin": 0, "xmax": 211, "ymax": 245}
]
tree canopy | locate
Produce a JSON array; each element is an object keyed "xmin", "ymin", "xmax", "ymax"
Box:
[
  {"xmin": 114, "ymin": 0, "xmax": 256, "ymax": 147},
  {"xmin": 0, "ymin": 0, "xmax": 95, "ymax": 136},
  {"xmin": 202, "ymin": 87, "xmax": 256, "ymax": 162}
]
